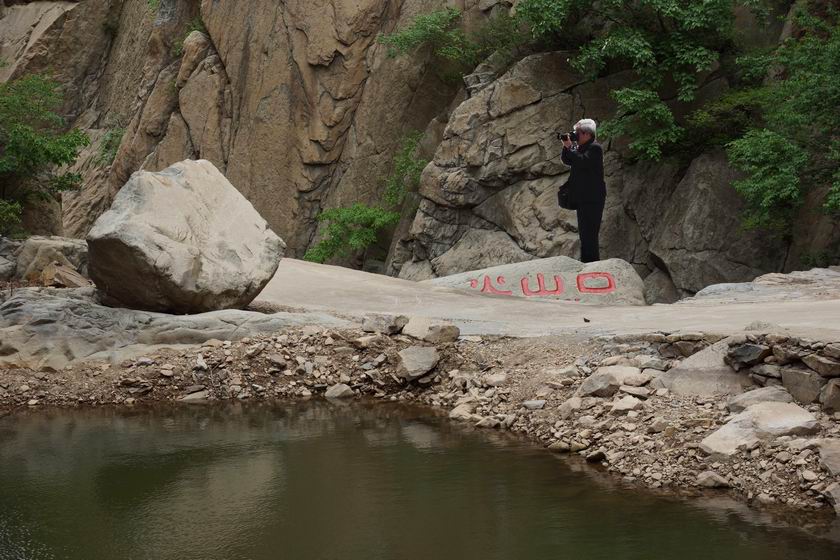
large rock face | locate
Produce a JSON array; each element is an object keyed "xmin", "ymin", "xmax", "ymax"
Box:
[
  {"xmin": 426, "ymin": 256, "xmax": 646, "ymax": 305},
  {"xmin": 87, "ymin": 160, "xmax": 285, "ymax": 313},
  {"xmin": 1, "ymin": 0, "xmax": 476, "ymax": 254}
]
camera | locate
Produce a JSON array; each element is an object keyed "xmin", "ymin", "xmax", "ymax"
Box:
[{"xmin": 558, "ymin": 130, "xmax": 578, "ymax": 143}]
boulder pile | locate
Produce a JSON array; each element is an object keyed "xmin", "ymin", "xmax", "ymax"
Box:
[
  {"xmin": 725, "ymin": 335, "xmax": 840, "ymax": 413},
  {"xmin": 87, "ymin": 160, "xmax": 285, "ymax": 313}
]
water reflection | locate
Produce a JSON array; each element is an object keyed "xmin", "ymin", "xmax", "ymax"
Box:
[{"xmin": 0, "ymin": 401, "xmax": 839, "ymax": 560}]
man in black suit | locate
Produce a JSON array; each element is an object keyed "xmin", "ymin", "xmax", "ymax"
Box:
[{"xmin": 561, "ymin": 118, "xmax": 606, "ymax": 263}]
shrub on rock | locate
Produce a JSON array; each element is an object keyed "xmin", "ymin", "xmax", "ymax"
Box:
[{"xmin": 87, "ymin": 160, "xmax": 285, "ymax": 313}]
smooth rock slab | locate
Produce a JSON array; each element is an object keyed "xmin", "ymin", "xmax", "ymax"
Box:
[
  {"xmin": 88, "ymin": 160, "xmax": 285, "ymax": 313},
  {"xmin": 700, "ymin": 402, "xmax": 819, "ymax": 458},
  {"xmin": 425, "ymin": 256, "xmax": 646, "ymax": 306},
  {"xmin": 726, "ymin": 386, "xmax": 792, "ymax": 413},
  {"xmin": 0, "ymin": 288, "xmax": 347, "ymax": 370}
]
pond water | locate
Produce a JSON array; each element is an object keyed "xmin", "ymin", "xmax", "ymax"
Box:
[{"xmin": 1, "ymin": 402, "xmax": 839, "ymax": 560}]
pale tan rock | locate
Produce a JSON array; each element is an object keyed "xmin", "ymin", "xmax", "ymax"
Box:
[{"xmin": 88, "ymin": 160, "xmax": 285, "ymax": 313}]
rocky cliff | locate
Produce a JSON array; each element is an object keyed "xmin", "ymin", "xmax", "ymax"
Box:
[
  {"xmin": 2, "ymin": 0, "xmax": 838, "ymax": 298},
  {"xmin": 1, "ymin": 0, "xmax": 488, "ymax": 249}
]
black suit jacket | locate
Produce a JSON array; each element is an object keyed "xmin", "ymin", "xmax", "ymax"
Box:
[{"xmin": 561, "ymin": 140, "xmax": 607, "ymax": 206}]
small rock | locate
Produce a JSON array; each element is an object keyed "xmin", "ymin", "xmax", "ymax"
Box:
[
  {"xmin": 781, "ymin": 367, "xmax": 827, "ymax": 404},
  {"xmin": 824, "ymin": 483, "xmax": 840, "ymax": 515},
  {"xmin": 548, "ymin": 441, "xmax": 570, "ymax": 453},
  {"xmin": 180, "ymin": 390, "xmax": 209, "ymax": 402},
  {"xmin": 726, "ymin": 386, "xmax": 792, "ymax": 413},
  {"xmin": 802, "ymin": 470, "xmax": 819, "ymax": 482},
  {"xmin": 324, "ymin": 383, "xmax": 354, "ymax": 399},
  {"xmin": 586, "ymin": 449, "xmax": 607, "ymax": 463},
  {"xmin": 397, "ymin": 346, "xmax": 440, "ymax": 381},
  {"xmin": 361, "ymin": 314, "xmax": 409, "ymax": 335},
  {"xmin": 610, "ymin": 395, "xmax": 643, "ymax": 415},
  {"xmin": 449, "ymin": 403, "xmax": 475, "ymax": 421},
  {"xmin": 697, "ymin": 471, "xmax": 730, "ymax": 488},
  {"xmin": 803, "ymin": 354, "xmax": 840, "ymax": 377},
  {"xmin": 402, "ymin": 317, "xmax": 460, "ymax": 343},
  {"xmin": 484, "ymin": 373, "xmax": 508, "ymax": 387},
  {"xmin": 818, "ymin": 439, "xmax": 840, "ymax": 476},
  {"xmin": 726, "ymin": 344, "xmax": 771, "ymax": 370},
  {"xmin": 194, "ymin": 355, "xmax": 209, "ymax": 371},
  {"xmin": 820, "ymin": 379, "xmax": 840, "ymax": 412},
  {"xmin": 523, "ymin": 400, "xmax": 546, "ymax": 410}
]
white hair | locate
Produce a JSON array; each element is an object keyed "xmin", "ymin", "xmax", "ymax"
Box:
[{"xmin": 574, "ymin": 118, "xmax": 597, "ymax": 138}]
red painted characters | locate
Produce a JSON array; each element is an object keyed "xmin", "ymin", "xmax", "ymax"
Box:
[{"xmin": 467, "ymin": 271, "xmax": 617, "ymax": 298}]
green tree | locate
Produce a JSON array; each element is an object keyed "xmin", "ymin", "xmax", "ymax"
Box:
[
  {"xmin": 0, "ymin": 74, "xmax": 90, "ymax": 234},
  {"xmin": 377, "ymin": 7, "xmax": 526, "ymax": 72},
  {"xmin": 724, "ymin": 7, "xmax": 840, "ymax": 228},
  {"xmin": 304, "ymin": 133, "xmax": 427, "ymax": 264}
]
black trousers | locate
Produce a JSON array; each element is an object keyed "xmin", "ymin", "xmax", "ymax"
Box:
[{"xmin": 576, "ymin": 201, "xmax": 605, "ymax": 263}]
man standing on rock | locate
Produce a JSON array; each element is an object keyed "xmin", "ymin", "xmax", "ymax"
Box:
[{"xmin": 561, "ymin": 119, "xmax": 606, "ymax": 263}]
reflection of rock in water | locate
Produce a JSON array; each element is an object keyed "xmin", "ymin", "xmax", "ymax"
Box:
[{"xmin": 401, "ymin": 423, "xmax": 441, "ymax": 451}]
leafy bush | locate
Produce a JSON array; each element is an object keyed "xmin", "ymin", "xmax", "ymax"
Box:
[
  {"xmin": 97, "ymin": 127, "xmax": 124, "ymax": 167},
  {"xmin": 0, "ymin": 199, "xmax": 22, "ymax": 236},
  {"xmin": 303, "ymin": 205, "xmax": 401, "ymax": 264},
  {"xmin": 724, "ymin": 7, "xmax": 840, "ymax": 227},
  {"xmin": 0, "ymin": 74, "xmax": 90, "ymax": 232},
  {"xmin": 378, "ymin": 8, "xmax": 462, "ymax": 58},
  {"xmin": 377, "ymin": 7, "xmax": 527, "ymax": 71},
  {"xmin": 147, "ymin": 0, "xmax": 160, "ymax": 13},
  {"xmin": 305, "ymin": 134, "xmax": 428, "ymax": 264}
]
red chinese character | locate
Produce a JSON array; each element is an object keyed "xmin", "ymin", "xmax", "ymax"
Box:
[
  {"xmin": 520, "ymin": 273, "xmax": 564, "ymax": 297},
  {"xmin": 576, "ymin": 272, "xmax": 616, "ymax": 294}
]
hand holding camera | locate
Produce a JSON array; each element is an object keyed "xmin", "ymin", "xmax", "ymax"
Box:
[{"xmin": 558, "ymin": 130, "xmax": 577, "ymax": 149}]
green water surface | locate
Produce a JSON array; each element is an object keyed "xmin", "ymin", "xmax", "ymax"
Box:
[{"xmin": 1, "ymin": 402, "xmax": 839, "ymax": 560}]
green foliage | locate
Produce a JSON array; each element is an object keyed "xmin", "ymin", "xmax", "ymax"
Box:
[
  {"xmin": 724, "ymin": 7, "xmax": 840, "ymax": 227},
  {"xmin": 96, "ymin": 127, "xmax": 124, "ymax": 167},
  {"xmin": 377, "ymin": 8, "xmax": 527, "ymax": 72},
  {"xmin": 0, "ymin": 199, "xmax": 22, "ymax": 236},
  {"xmin": 305, "ymin": 134, "xmax": 428, "ymax": 264},
  {"xmin": 515, "ymin": 0, "xmax": 577, "ymax": 38},
  {"xmin": 568, "ymin": 0, "xmax": 753, "ymax": 160},
  {"xmin": 601, "ymin": 88, "xmax": 682, "ymax": 161},
  {"xmin": 726, "ymin": 130, "xmax": 807, "ymax": 229},
  {"xmin": 147, "ymin": 0, "xmax": 160, "ymax": 13},
  {"xmin": 0, "ymin": 74, "xmax": 90, "ymax": 226},
  {"xmin": 377, "ymin": 8, "xmax": 462, "ymax": 58},
  {"xmin": 383, "ymin": 132, "xmax": 425, "ymax": 207},
  {"xmin": 303, "ymin": 205, "xmax": 401, "ymax": 264}
]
